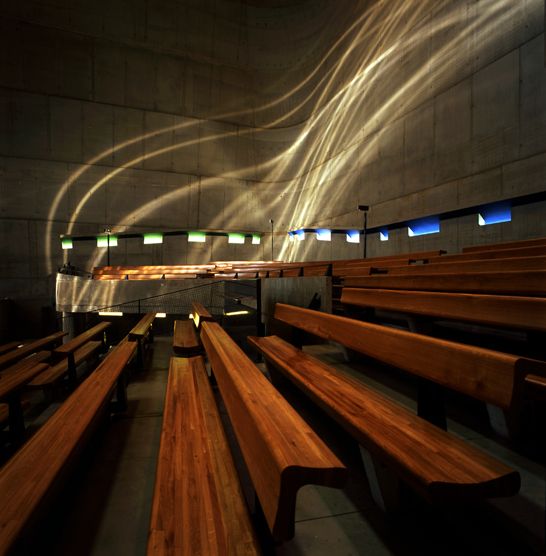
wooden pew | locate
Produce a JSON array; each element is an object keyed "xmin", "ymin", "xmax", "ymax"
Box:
[
  {"xmin": 0, "ymin": 339, "xmax": 137, "ymax": 555},
  {"xmin": 172, "ymin": 320, "xmax": 200, "ymax": 356},
  {"xmin": 128, "ymin": 313, "xmax": 156, "ymax": 368},
  {"xmin": 462, "ymin": 236, "xmax": 546, "ymax": 253},
  {"xmin": 0, "ymin": 352, "xmax": 52, "ymax": 441},
  {"xmin": 0, "ymin": 331, "xmax": 66, "ymax": 371},
  {"xmin": 0, "ymin": 342, "xmax": 20, "ymax": 356},
  {"xmin": 426, "ymin": 245, "xmax": 546, "ymax": 264},
  {"xmin": 200, "ymin": 321, "xmax": 347, "ymax": 541},
  {"xmin": 248, "ymin": 334, "xmax": 520, "ymax": 508},
  {"xmin": 47, "ymin": 322, "xmax": 110, "ymax": 385},
  {"xmin": 340, "ymin": 288, "xmax": 546, "ymax": 333},
  {"xmin": 344, "ymin": 270, "xmax": 546, "ymax": 296},
  {"xmin": 190, "ymin": 302, "xmax": 214, "ymax": 330},
  {"xmin": 374, "ymin": 255, "xmax": 546, "ymax": 275},
  {"xmin": 147, "ymin": 356, "xmax": 260, "ymax": 555},
  {"xmin": 270, "ymin": 303, "xmax": 546, "ymax": 436}
]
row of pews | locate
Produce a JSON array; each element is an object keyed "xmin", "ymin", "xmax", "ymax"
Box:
[
  {"xmin": 0, "ymin": 313, "xmax": 157, "ymax": 555},
  {"xmin": 145, "ymin": 236, "xmax": 546, "ymax": 554}
]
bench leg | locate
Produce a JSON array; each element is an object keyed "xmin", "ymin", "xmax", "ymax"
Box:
[
  {"xmin": 115, "ymin": 371, "xmax": 128, "ymax": 412},
  {"xmin": 486, "ymin": 404, "xmax": 520, "ymax": 439},
  {"xmin": 67, "ymin": 353, "xmax": 77, "ymax": 387},
  {"xmin": 359, "ymin": 446, "xmax": 400, "ymax": 512}
]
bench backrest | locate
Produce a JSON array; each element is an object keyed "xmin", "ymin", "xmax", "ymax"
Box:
[
  {"xmin": 375, "ymin": 255, "xmax": 546, "ymax": 275},
  {"xmin": 54, "ymin": 322, "xmax": 110, "ymax": 355},
  {"xmin": 427, "ymin": 245, "xmax": 546, "ymax": 263},
  {"xmin": 128, "ymin": 313, "xmax": 156, "ymax": 340},
  {"xmin": 344, "ymin": 270, "xmax": 546, "ymax": 296},
  {"xmin": 340, "ymin": 288, "xmax": 546, "ymax": 333},
  {"xmin": 0, "ymin": 332, "xmax": 66, "ymax": 371},
  {"xmin": 462, "ymin": 236, "xmax": 546, "ymax": 253},
  {"xmin": 190, "ymin": 302, "xmax": 214, "ymax": 329},
  {"xmin": 273, "ymin": 304, "xmax": 546, "ymax": 410},
  {"xmin": 200, "ymin": 321, "xmax": 347, "ymax": 541}
]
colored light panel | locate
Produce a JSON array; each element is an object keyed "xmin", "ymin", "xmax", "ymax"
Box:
[
  {"xmin": 316, "ymin": 228, "xmax": 331, "ymax": 241},
  {"xmin": 143, "ymin": 233, "xmax": 163, "ymax": 245},
  {"xmin": 408, "ymin": 217, "xmax": 440, "ymax": 237},
  {"xmin": 288, "ymin": 232, "xmax": 295, "ymax": 241},
  {"xmin": 97, "ymin": 235, "xmax": 118, "ymax": 247},
  {"xmin": 252, "ymin": 234, "xmax": 261, "ymax": 245},
  {"xmin": 346, "ymin": 230, "xmax": 360, "ymax": 243},
  {"xmin": 188, "ymin": 231, "xmax": 206, "ymax": 243},
  {"xmin": 228, "ymin": 233, "xmax": 245, "ymax": 244},
  {"xmin": 379, "ymin": 229, "xmax": 389, "ymax": 242},
  {"xmin": 478, "ymin": 202, "xmax": 512, "ymax": 226},
  {"xmin": 61, "ymin": 237, "xmax": 73, "ymax": 249},
  {"xmin": 295, "ymin": 230, "xmax": 305, "ymax": 241},
  {"xmin": 156, "ymin": 312, "xmax": 166, "ymax": 318}
]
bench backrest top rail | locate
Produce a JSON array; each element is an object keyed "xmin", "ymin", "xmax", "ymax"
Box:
[
  {"xmin": 248, "ymin": 334, "xmax": 520, "ymax": 503},
  {"xmin": 54, "ymin": 322, "xmax": 110, "ymax": 355},
  {"xmin": 341, "ymin": 288, "xmax": 546, "ymax": 332},
  {"xmin": 0, "ymin": 340, "xmax": 137, "ymax": 554},
  {"xmin": 427, "ymin": 245, "xmax": 546, "ymax": 263},
  {"xmin": 0, "ymin": 342, "xmax": 20, "ymax": 356},
  {"xmin": 343, "ymin": 270, "xmax": 546, "ymax": 296},
  {"xmin": 273, "ymin": 304, "xmax": 546, "ymax": 410},
  {"xmin": 376, "ymin": 255, "xmax": 546, "ymax": 275},
  {"xmin": 190, "ymin": 302, "xmax": 214, "ymax": 329},
  {"xmin": 0, "ymin": 353, "xmax": 52, "ymax": 399},
  {"xmin": 128, "ymin": 313, "xmax": 156, "ymax": 339},
  {"xmin": 147, "ymin": 356, "xmax": 260, "ymax": 555},
  {"xmin": 200, "ymin": 321, "xmax": 347, "ymax": 541},
  {"xmin": 0, "ymin": 332, "xmax": 66, "ymax": 371},
  {"xmin": 462, "ymin": 236, "xmax": 546, "ymax": 253}
]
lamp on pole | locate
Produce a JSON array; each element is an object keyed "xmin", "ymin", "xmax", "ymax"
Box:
[
  {"xmin": 357, "ymin": 205, "xmax": 369, "ymax": 258},
  {"xmin": 269, "ymin": 219, "xmax": 274, "ymax": 260}
]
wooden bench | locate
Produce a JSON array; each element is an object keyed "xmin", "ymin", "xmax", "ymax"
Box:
[
  {"xmin": 462, "ymin": 236, "xmax": 546, "ymax": 253},
  {"xmin": 190, "ymin": 301, "xmax": 214, "ymax": 330},
  {"xmin": 0, "ymin": 351, "xmax": 52, "ymax": 441},
  {"xmin": 172, "ymin": 320, "xmax": 200, "ymax": 356},
  {"xmin": 200, "ymin": 321, "xmax": 347, "ymax": 541},
  {"xmin": 248, "ymin": 334, "xmax": 520, "ymax": 509},
  {"xmin": 0, "ymin": 342, "xmax": 20, "ymax": 357},
  {"xmin": 49, "ymin": 322, "xmax": 110, "ymax": 384},
  {"xmin": 426, "ymin": 244, "xmax": 546, "ymax": 264},
  {"xmin": 270, "ymin": 303, "xmax": 546, "ymax": 437},
  {"xmin": 344, "ymin": 270, "xmax": 546, "ymax": 296},
  {"xmin": 374, "ymin": 255, "xmax": 546, "ymax": 275},
  {"xmin": 0, "ymin": 339, "xmax": 137, "ymax": 554},
  {"xmin": 147, "ymin": 356, "xmax": 260, "ymax": 555},
  {"xmin": 340, "ymin": 288, "xmax": 546, "ymax": 333},
  {"xmin": 0, "ymin": 331, "xmax": 66, "ymax": 371},
  {"xmin": 128, "ymin": 313, "xmax": 156, "ymax": 368}
]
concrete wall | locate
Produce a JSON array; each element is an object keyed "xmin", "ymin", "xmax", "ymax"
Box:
[{"xmin": 0, "ymin": 0, "xmax": 545, "ymax": 332}]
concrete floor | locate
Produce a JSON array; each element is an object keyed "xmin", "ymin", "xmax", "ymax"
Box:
[{"xmin": 13, "ymin": 335, "xmax": 546, "ymax": 556}]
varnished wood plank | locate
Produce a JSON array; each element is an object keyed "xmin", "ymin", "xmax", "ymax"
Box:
[
  {"xmin": 54, "ymin": 322, "xmax": 109, "ymax": 356},
  {"xmin": 273, "ymin": 303, "xmax": 546, "ymax": 410},
  {"xmin": 128, "ymin": 313, "xmax": 156, "ymax": 340},
  {"xmin": 200, "ymin": 321, "xmax": 347, "ymax": 542},
  {"xmin": 462, "ymin": 236, "xmax": 546, "ymax": 253},
  {"xmin": 191, "ymin": 302, "xmax": 214, "ymax": 329},
  {"xmin": 378, "ymin": 255, "xmax": 546, "ymax": 275},
  {"xmin": 343, "ymin": 270, "xmax": 546, "ymax": 296},
  {"xmin": 172, "ymin": 320, "xmax": 201, "ymax": 356},
  {"xmin": 147, "ymin": 356, "xmax": 260, "ymax": 555},
  {"xmin": 248, "ymin": 335, "xmax": 520, "ymax": 502},
  {"xmin": 0, "ymin": 332, "xmax": 65, "ymax": 371},
  {"xmin": 427, "ymin": 245, "xmax": 546, "ymax": 263},
  {"xmin": 0, "ymin": 340, "xmax": 137, "ymax": 554},
  {"xmin": 341, "ymin": 288, "xmax": 546, "ymax": 332},
  {"xmin": 0, "ymin": 342, "xmax": 20, "ymax": 356}
]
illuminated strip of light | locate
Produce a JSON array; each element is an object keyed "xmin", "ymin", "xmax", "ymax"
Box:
[
  {"xmin": 98, "ymin": 311, "xmax": 123, "ymax": 316},
  {"xmin": 478, "ymin": 202, "xmax": 511, "ymax": 226},
  {"xmin": 143, "ymin": 233, "xmax": 163, "ymax": 245},
  {"xmin": 346, "ymin": 230, "xmax": 360, "ymax": 243},
  {"xmin": 224, "ymin": 310, "xmax": 249, "ymax": 316},
  {"xmin": 408, "ymin": 217, "xmax": 440, "ymax": 237},
  {"xmin": 192, "ymin": 314, "xmax": 200, "ymax": 328},
  {"xmin": 379, "ymin": 229, "xmax": 389, "ymax": 242},
  {"xmin": 156, "ymin": 312, "xmax": 166, "ymax": 318},
  {"xmin": 97, "ymin": 235, "xmax": 118, "ymax": 247},
  {"xmin": 188, "ymin": 231, "xmax": 206, "ymax": 243},
  {"xmin": 228, "ymin": 233, "xmax": 245, "ymax": 244},
  {"xmin": 61, "ymin": 237, "xmax": 73, "ymax": 249},
  {"xmin": 252, "ymin": 234, "xmax": 261, "ymax": 245},
  {"xmin": 316, "ymin": 228, "xmax": 331, "ymax": 241}
]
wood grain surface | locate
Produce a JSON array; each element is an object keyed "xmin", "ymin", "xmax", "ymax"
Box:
[{"xmin": 172, "ymin": 320, "xmax": 200, "ymax": 356}]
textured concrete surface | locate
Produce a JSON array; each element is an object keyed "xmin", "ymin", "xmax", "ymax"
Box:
[{"xmin": 0, "ymin": 0, "xmax": 545, "ymax": 334}]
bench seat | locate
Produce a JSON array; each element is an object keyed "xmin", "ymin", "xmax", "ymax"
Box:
[
  {"xmin": 28, "ymin": 340, "xmax": 102, "ymax": 389},
  {"xmin": 201, "ymin": 321, "xmax": 347, "ymax": 541},
  {"xmin": 148, "ymin": 356, "xmax": 260, "ymax": 555},
  {"xmin": 248, "ymin": 335, "xmax": 520, "ymax": 504},
  {"xmin": 172, "ymin": 320, "xmax": 201, "ymax": 356}
]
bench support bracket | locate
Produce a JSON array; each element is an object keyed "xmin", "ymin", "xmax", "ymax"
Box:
[{"xmin": 359, "ymin": 445, "xmax": 400, "ymax": 512}]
